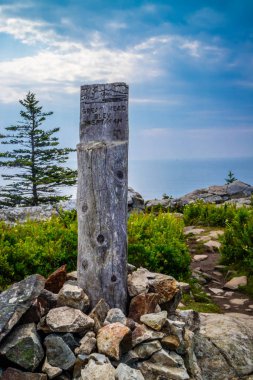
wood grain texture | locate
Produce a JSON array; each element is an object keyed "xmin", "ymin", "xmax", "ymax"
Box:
[{"xmin": 77, "ymin": 83, "xmax": 128, "ymax": 311}]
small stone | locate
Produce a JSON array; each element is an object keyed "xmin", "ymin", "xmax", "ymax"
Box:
[
  {"xmin": 127, "ymin": 263, "xmax": 137, "ymax": 274},
  {"xmin": 81, "ymin": 357, "xmax": 115, "ymax": 380},
  {"xmin": 248, "ymin": 305, "xmax": 253, "ymax": 309},
  {"xmin": 57, "ymin": 283, "xmax": 90, "ymax": 311},
  {"xmin": 224, "ymin": 304, "xmax": 231, "ymax": 309},
  {"xmin": 46, "ymin": 306, "xmax": 94, "ymax": 333},
  {"xmin": 104, "ymin": 308, "xmax": 127, "ymax": 325},
  {"xmin": 161, "ymin": 335, "xmax": 180, "ymax": 350},
  {"xmin": 66, "ymin": 271, "xmax": 77, "ymax": 281},
  {"xmin": 184, "ymin": 227, "xmax": 205, "ymax": 235},
  {"xmin": 115, "ymin": 363, "xmax": 145, "ymax": 380},
  {"xmin": 140, "ymin": 311, "xmax": 167, "ymax": 331},
  {"xmin": 75, "ymin": 331, "xmax": 96, "ymax": 355},
  {"xmin": 193, "ymin": 255, "xmax": 208, "ymax": 262},
  {"xmin": 45, "ymin": 265, "xmax": 67, "ymax": 294},
  {"xmin": 127, "ymin": 268, "xmax": 149, "ymax": 296},
  {"xmin": 229, "ymin": 298, "xmax": 248, "ymax": 305},
  {"xmin": 37, "ymin": 289, "xmax": 58, "ymax": 316},
  {"xmin": 0, "ymin": 323, "xmax": 44, "ymax": 371},
  {"xmin": 42, "ymin": 358, "xmax": 62, "ymax": 379},
  {"xmin": 128, "ymin": 293, "xmax": 158, "ymax": 323},
  {"xmin": 223, "ymin": 276, "xmax": 247, "ymax": 290},
  {"xmin": 209, "ymin": 288, "xmax": 224, "ymax": 295},
  {"xmin": 175, "ymin": 310, "xmax": 200, "ymax": 332},
  {"xmin": 97, "ymin": 322, "xmax": 132, "ymax": 360},
  {"xmin": 132, "ymin": 323, "xmax": 164, "ymax": 347},
  {"xmin": 224, "ymin": 291, "xmax": 234, "ymax": 297},
  {"xmin": 2, "ymin": 368, "xmax": 47, "ymax": 380},
  {"xmin": 131, "ymin": 339, "xmax": 162, "ymax": 359},
  {"xmin": 178, "ymin": 282, "xmax": 190, "ymax": 293},
  {"xmin": 212, "ymin": 271, "xmax": 223, "ymax": 276},
  {"xmin": 89, "ymin": 299, "xmax": 110, "ymax": 332},
  {"xmin": 44, "ymin": 334, "xmax": 76, "ymax": 370},
  {"xmin": 203, "ymin": 240, "xmax": 221, "ymax": 250}
]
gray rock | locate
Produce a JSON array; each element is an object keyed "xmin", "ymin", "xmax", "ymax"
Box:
[
  {"xmin": 145, "ymin": 198, "xmax": 171, "ymax": 210},
  {"xmin": 89, "ymin": 298, "xmax": 110, "ymax": 332},
  {"xmin": 81, "ymin": 356, "xmax": 116, "ymax": 380},
  {"xmin": 1, "ymin": 367, "xmax": 47, "ymax": 380},
  {"xmin": 140, "ymin": 311, "xmax": 167, "ymax": 331},
  {"xmin": 44, "ymin": 334, "xmax": 76, "ymax": 370},
  {"xmin": 223, "ymin": 275, "xmax": 247, "ymax": 290},
  {"xmin": 137, "ymin": 350, "xmax": 189, "ymax": 379},
  {"xmin": 0, "ymin": 274, "xmax": 45, "ymax": 343},
  {"xmin": 131, "ymin": 339, "xmax": 162, "ymax": 359},
  {"xmin": 0, "ymin": 323, "xmax": 44, "ymax": 371},
  {"xmin": 195, "ymin": 313, "xmax": 253, "ymax": 378},
  {"xmin": 227, "ymin": 180, "xmax": 253, "ymax": 196},
  {"xmin": 75, "ymin": 331, "xmax": 96, "ymax": 355},
  {"xmin": 57, "ymin": 283, "xmax": 90, "ymax": 311},
  {"xmin": 132, "ymin": 323, "xmax": 165, "ymax": 347},
  {"xmin": 42, "ymin": 358, "xmax": 62, "ymax": 379},
  {"xmin": 61, "ymin": 333, "xmax": 80, "ymax": 351},
  {"xmin": 128, "ymin": 187, "xmax": 145, "ymax": 213},
  {"xmin": 175, "ymin": 310, "xmax": 200, "ymax": 332},
  {"xmin": 46, "ymin": 306, "xmax": 94, "ymax": 333},
  {"xmin": 115, "ymin": 363, "xmax": 145, "ymax": 380},
  {"xmin": 104, "ymin": 308, "xmax": 127, "ymax": 325}
]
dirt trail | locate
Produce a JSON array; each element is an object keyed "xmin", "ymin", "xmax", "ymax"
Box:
[{"xmin": 184, "ymin": 226, "xmax": 253, "ymax": 316}]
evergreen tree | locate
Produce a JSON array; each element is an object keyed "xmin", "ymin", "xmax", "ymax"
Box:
[
  {"xmin": 225, "ymin": 170, "xmax": 237, "ymax": 184},
  {"xmin": 0, "ymin": 92, "xmax": 77, "ymax": 207}
]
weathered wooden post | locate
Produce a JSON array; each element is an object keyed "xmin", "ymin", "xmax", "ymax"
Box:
[{"xmin": 77, "ymin": 83, "xmax": 129, "ymax": 312}]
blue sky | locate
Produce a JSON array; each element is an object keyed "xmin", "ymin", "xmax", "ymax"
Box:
[{"xmin": 0, "ymin": 0, "xmax": 253, "ymax": 161}]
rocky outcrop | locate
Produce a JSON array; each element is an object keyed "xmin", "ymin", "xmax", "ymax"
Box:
[
  {"xmin": 0, "ymin": 268, "xmax": 253, "ymax": 380},
  {"xmin": 146, "ymin": 180, "xmax": 253, "ymax": 210}
]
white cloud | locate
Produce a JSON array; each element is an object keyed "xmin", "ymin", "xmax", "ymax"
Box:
[
  {"xmin": 0, "ymin": 8, "xmax": 228, "ymax": 104},
  {"xmin": 106, "ymin": 21, "xmax": 127, "ymax": 30},
  {"xmin": 130, "ymin": 97, "xmax": 182, "ymax": 105}
]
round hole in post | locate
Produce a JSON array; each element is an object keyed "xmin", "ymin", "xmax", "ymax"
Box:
[
  {"xmin": 82, "ymin": 203, "xmax": 88, "ymax": 213},
  {"xmin": 97, "ymin": 234, "xmax": 105, "ymax": 244},
  {"xmin": 116, "ymin": 170, "xmax": 124, "ymax": 180},
  {"xmin": 82, "ymin": 259, "xmax": 88, "ymax": 270},
  {"xmin": 111, "ymin": 275, "xmax": 117, "ymax": 282}
]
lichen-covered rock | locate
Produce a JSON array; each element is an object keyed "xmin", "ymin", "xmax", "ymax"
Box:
[
  {"xmin": 137, "ymin": 350, "xmax": 190, "ymax": 380},
  {"xmin": 45, "ymin": 306, "xmax": 94, "ymax": 333},
  {"xmin": 44, "ymin": 334, "xmax": 76, "ymax": 370},
  {"xmin": 104, "ymin": 308, "xmax": 127, "ymax": 325},
  {"xmin": 115, "ymin": 363, "xmax": 145, "ymax": 380},
  {"xmin": 97, "ymin": 322, "xmax": 132, "ymax": 360},
  {"xmin": 37, "ymin": 289, "xmax": 58, "ymax": 317},
  {"xmin": 0, "ymin": 323, "xmax": 44, "ymax": 371},
  {"xmin": 161, "ymin": 335, "xmax": 181, "ymax": 350},
  {"xmin": 132, "ymin": 323, "xmax": 164, "ymax": 347},
  {"xmin": 44, "ymin": 265, "xmax": 67, "ymax": 294},
  {"xmin": 57, "ymin": 282, "xmax": 90, "ymax": 311},
  {"xmin": 0, "ymin": 274, "xmax": 45, "ymax": 343},
  {"xmin": 128, "ymin": 293, "xmax": 158, "ymax": 323},
  {"xmin": 140, "ymin": 311, "xmax": 167, "ymax": 330},
  {"xmin": 195, "ymin": 313, "xmax": 253, "ymax": 378},
  {"xmin": 1, "ymin": 368, "xmax": 47, "ymax": 380},
  {"xmin": 80, "ymin": 354, "xmax": 115, "ymax": 380},
  {"xmin": 89, "ymin": 299, "xmax": 110, "ymax": 332},
  {"xmin": 131, "ymin": 339, "xmax": 162, "ymax": 359}
]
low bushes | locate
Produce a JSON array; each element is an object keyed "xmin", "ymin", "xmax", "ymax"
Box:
[
  {"xmin": 220, "ymin": 207, "xmax": 253, "ymax": 274},
  {"xmin": 183, "ymin": 201, "xmax": 238, "ymax": 227},
  {"xmin": 128, "ymin": 212, "xmax": 191, "ymax": 279},
  {"xmin": 0, "ymin": 209, "xmax": 191, "ymax": 290},
  {"xmin": 0, "ymin": 210, "xmax": 78, "ymax": 290}
]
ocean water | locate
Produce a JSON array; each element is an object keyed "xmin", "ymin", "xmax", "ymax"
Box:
[{"xmin": 128, "ymin": 157, "xmax": 253, "ymax": 200}]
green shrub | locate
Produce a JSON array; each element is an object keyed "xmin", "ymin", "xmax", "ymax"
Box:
[
  {"xmin": 183, "ymin": 201, "xmax": 238, "ymax": 227},
  {"xmin": 0, "ymin": 210, "xmax": 78, "ymax": 290},
  {"xmin": 220, "ymin": 207, "xmax": 253, "ymax": 274},
  {"xmin": 128, "ymin": 211, "xmax": 191, "ymax": 279}
]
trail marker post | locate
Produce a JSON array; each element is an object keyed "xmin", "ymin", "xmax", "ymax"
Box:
[{"xmin": 77, "ymin": 83, "xmax": 129, "ymax": 312}]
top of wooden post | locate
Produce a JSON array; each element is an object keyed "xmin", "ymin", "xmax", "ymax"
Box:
[{"xmin": 80, "ymin": 82, "xmax": 128, "ymax": 143}]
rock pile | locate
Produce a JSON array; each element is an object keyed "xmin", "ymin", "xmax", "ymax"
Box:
[{"xmin": 1, "ymin": 266, "xmax": 253, "ymax": 380}]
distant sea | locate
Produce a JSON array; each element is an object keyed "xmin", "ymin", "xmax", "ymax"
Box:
[{"xmin": 128, "ymin": 157, "xmax": 253, "ymax": 200}]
